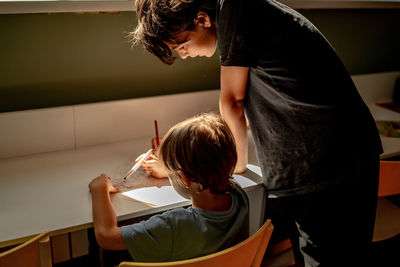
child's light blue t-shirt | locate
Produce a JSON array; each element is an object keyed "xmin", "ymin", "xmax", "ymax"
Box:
[{"xmin": 121, "ymin": 184, "xmax": 249, "ymax": 262}]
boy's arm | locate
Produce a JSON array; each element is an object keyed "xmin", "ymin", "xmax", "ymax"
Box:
[
  {"xmin": 89, "ymin": 174, "xmax": 127, "ymax": 250},
  {"xmin": 219, "ymin": 66, "xmax": 249, "ymax": 173}
]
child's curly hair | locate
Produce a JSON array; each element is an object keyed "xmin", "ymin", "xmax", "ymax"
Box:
[
  {"xmin": 158, "ymin": 113, "xmax": 237, "ymax": 194},
  {"xmin": 129, "ymin": 0, "xmax": 216, "ymax": 65}
]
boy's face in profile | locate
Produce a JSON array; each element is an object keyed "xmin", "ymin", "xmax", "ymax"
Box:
[{"xmin": 166, "ymin": 12, "xmax": 217, "ymax": 59}]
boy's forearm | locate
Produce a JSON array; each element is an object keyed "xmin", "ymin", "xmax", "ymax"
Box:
[
  {"xmin": 88, "ymin": 175, "xmax": 126, "ymax": 250},
  {"xmin": 220, "ymin": 66, "xmax": 249, "ymax": 173},
  {"xmin": 219, "ymin": 99, "xmax": 248, "ymax": 173},
  {"xmin": 91, "ymin": 188, "xmax": 118, "ymax": 233},
  {"xmin": 91, "ymin": 188, "xmax": 127, "ymax": 250}
]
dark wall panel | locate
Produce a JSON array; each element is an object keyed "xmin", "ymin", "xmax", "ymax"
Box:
[
  {"xmin": 0, "ymin": 12, "xmax": 220, "ymax": 112},
  {"xmin": 1, "ymin": 8, "xmax": 399, "ymax": 112},
  {"xmin": 300, "ymin": 9, "xmax": 400, "ymax": 75}
]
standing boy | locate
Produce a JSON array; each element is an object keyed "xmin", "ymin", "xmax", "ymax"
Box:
[{"xmin": 131, "ymin": 0, "xmax": 382, "ymax": 266}]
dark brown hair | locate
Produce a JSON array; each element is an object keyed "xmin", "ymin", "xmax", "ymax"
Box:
[
  {"xmin": 158, "ymin": 113, "xmax": 237, "ymax": 194},
  {"xmin": 129, "ymin": 0, "xmax": 216, "ymax": 65}
]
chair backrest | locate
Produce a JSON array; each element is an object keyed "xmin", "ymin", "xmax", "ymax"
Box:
[
  {"xmin": 119, "ymin": 219, "xmax": 273, "ymax": 267},
  {"xmin": 373, "ymin": 160, "xmax": 400, "ymax": 242},
  {"xmin": 378, "ymin": 160, "xmax": 400, "ymax": 197},
  {"xmin": 0, "ymin": 232, "xmax": 52, "ymax": 267}
]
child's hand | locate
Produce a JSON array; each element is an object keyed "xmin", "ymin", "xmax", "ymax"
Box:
[
  {"xmin": 89, "ymin": 174, "xmax": 120, "ymax": 194},
  {"xmin": 151, "ymin": 137, "xmax": 163, "ymax": 149},
  {"xmin": 137, "ymin": 154, "xmax": 168, "ymax": 179}
]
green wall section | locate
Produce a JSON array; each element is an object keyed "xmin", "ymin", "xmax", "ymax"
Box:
[
  {"xmin": 301, "ymin": 9, "xmax": 400, "ymax": 75},
  {"xmin": 1, "ymin": 9, "xmax": 399, "ymax": 112},
  {"xmin": 0, "ymin": 12, "xmax": 220, "ymax": 112}
]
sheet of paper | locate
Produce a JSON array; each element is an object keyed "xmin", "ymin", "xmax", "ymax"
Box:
[
  {"xmin": 120, "ymin": 164, "xmax": 260, "ymax": 207},
  {"xmin": 121, "ymin": 186, "xmax": 188, "ymax": 207}
]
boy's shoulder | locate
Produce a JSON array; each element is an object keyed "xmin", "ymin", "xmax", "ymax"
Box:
[
  {"xmin": 147, "ymin": 184, "xmax": 248, "ymax": 226},
  {"xmin": 156, "ymin": 207, "xmax": 199, "ymax": 224},
  {"xmin": 162, "ymin": 207, "xmax": 197, "ymax": 217}
]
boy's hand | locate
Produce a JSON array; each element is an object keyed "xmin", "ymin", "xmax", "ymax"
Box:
[
  {"xmin": 151, "ymin": 137, "xmax": 163, "ymax": 149},
  {"xmin": 89, "ymin": 174, "xmax": 120, "ymax": 194},
  {"xmin": 138, "ymin": 154, "xmax": 168, "ymax": 179}
]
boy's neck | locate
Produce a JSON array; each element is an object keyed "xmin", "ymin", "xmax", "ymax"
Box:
[{"xmin": 191, "ymin": 189, "xmax": 231, "ymax": 211}]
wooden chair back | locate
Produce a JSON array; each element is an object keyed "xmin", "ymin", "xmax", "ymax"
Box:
[
  {"xmin": 0, "ymin": 232, "xmax": 52, "ymax": 267},
  {"xmin": 378, "ymin": 160, "xmax": 400, "ymax": 197},
  {"xmin": 119, "ymin": 219, "xmax": 273, "ymax": 267},
  {"xmin": 373, "ymin": 160, "xmax": 400, "ymax": 242}
]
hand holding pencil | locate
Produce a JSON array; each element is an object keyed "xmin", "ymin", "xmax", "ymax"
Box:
[
  {"xmin": 141, "ymin": 120, "xmax": 167, "ymax": 179},
  {"xmin": 124, "ymin": 120, "xmax": 167, "ymax": 180},
  {"xmin": 123, "ymin": 148, "xmax": 153, "ymax": 180},
  {"xmin": 140, "ymin": 153, "xmax": 168, "ymax": 179}
]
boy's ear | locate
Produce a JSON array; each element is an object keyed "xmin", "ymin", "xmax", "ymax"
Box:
[
  {"xmin": 178, "ymin": 170, "xmax": 204, "ymax": 193},
  {"xmin": 194, "ymin": 11, "xmax": 212, "ymax": 27}
]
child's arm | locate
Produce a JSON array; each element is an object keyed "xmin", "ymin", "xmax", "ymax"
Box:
[
  {"xmin": 219, "ymin": 66, "xmax": 249, "ymax": 173},
  {"xmin": 89, "ymin": 174, "xmax": 127, "ymax": 250}
]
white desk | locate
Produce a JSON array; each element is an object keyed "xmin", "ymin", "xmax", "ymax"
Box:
[
  {"xmin": 0, "ymin": 136, "xmax": 264, "ymax": 248},
  {"xmin": 380, "ymin": 136, "xmax": 400, "ymax": 159},
  {"xmin": 1, "ymin": 104, "xmax": 398, "ymax": 248},
  {"xmin": 368, "ymin": 104, "xmax": 400, "ymax": 159}
]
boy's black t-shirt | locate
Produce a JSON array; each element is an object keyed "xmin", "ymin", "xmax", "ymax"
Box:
[{"xmin": 216, "ymin": 0, "xmax": 382, "ymax": 197}]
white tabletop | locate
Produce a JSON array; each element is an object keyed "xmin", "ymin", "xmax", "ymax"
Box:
[
  {"xmin": 368, "ymin": 104, "xmax": 400, "ymax": 159},
  {"xmin": 0, "ymin": 136, "xmax": 263, "ymax": 247},
  {"xmin": 1, "ymin": 104, "xmax": 398, "ymax": 247}
]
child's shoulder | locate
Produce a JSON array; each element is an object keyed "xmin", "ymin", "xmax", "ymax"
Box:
[{"xmin": 160, "ymin": 207, "xmax": 199, "ymax": 221}]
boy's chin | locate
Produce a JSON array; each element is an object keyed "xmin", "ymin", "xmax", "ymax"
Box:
[
  {"xmin": 168, "ymin": 174, "xmax": 192, "ymax": 199},
  {"xmin": 177, "ymin": 191, "xmax": 192, "ymax": 200},
  {"xmin": 173, "ymin": 185, "xmax": 192, "ymax": 200},
  {"xmin": 207, "ymin": 47, "xmax": 217, "ymax": 57}
]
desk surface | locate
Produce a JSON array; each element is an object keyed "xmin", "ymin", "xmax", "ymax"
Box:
[
  {"xmin": 368, "ymin": 104, "xmax": 400, "ymax": 159},
  {"xmin": 1, "ymin": 104, "xmax": 399, "ymax": 247},
  {"xmin": 0, "ymin": 136, "xmax": 263, "ymax": 247}
]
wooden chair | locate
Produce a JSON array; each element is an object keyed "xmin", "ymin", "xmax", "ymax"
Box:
[
  {"xmin": 373, "ymin": 160, "xmax": 400, "ymax": 242},
  {"xmin": 0, "ymin": 232, "xmax": 52, "ymax": 267},
  {"xmin": 119, "ymin": 219, "xmax": 273, "ymax": 267}
]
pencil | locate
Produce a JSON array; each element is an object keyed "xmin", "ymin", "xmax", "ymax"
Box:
[
  {"xmin": 154, "ymin": 120, "xmax": 160, "ymax": 147},
  {"xmin": 123, "ymin": 149, "xmax": 153, "ymax": 180}
]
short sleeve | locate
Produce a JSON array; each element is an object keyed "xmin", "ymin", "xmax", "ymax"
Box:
[
  {"xmin": 121, "ymin": 214, "xmax": 173, "ymax": 262},
  {"xmin": 217, "ymin": 0, "xmax": 259, "ymax": 67}
]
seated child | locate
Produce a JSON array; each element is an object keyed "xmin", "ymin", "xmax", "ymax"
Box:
[{"xmin": 88, "ymin": 112, "xmax": 249, "ymax": 262}]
